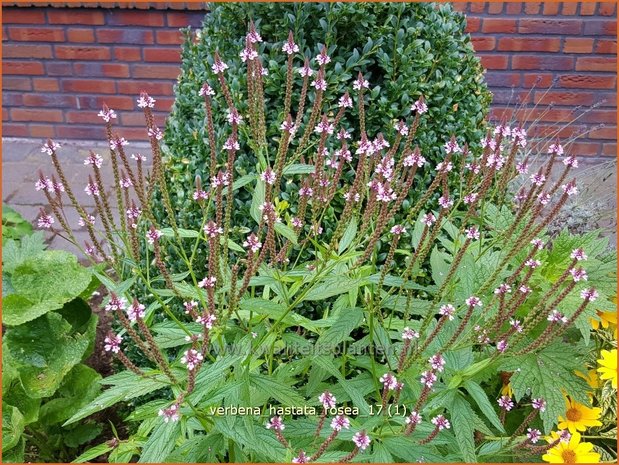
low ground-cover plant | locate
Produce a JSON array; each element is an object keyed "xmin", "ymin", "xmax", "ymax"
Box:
[
  {"xmin": 2, "ymin": 210, "xmax": 102, "ymax": 462},
  {"xmin": 31, "ymin": 23, "xmax": 616, "ymax": 463},
  {"xmin": 161, "ymin": 2, "xmax": 491, "ymax": 273}
]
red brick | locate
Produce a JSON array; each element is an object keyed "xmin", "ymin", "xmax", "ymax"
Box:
[
  {"xmin": 117, "ymin": 81, "xmax": 174, "ymax": 95},
  {"xmin": 67, "ymin": 28, "xmax": 95, "ymax": 43},
  {"xmin": 497, "ymin": 37, "xmax": 561, "ymax": 52},
  {"xmin": 131, "ymin": 64, "xmax": 180, "ymax": 79},
  {"xmin": 468, "ymin": 3, "xmax": 486, "ymax": 13},
  {"xmin": 8, "ymin": 26, "xmax": 65, "ymax": 42},
  {"xmin": 65, "ymin": 111, "xmax": 109, "ymax": 125},
  {"xmin": 11, "ymin": 108, "xmax": 64, "ymax": 123},
  {"xmin": 490, "ymin": 89, "xmax": 532, "ymax": 105},
  {"xmin": 479, "ymin": 54, "xmax": 510, "ymax": 70},
  {"xmin": 595, "ymin": 39, "xmax": 617, "ymax": 54},
  {"xmin": 74, "ymin": 63, "xmax": 130, "ymax": 78},
  {"xmin": 3, "ymin": 124, "xmax": 30, "ymax": 138},
  {"xmin": 602, "ymin": 143, "xmax": 617, "ymax": 156},
  {"xmin": 166, "ymin": 11, "xmax": 203, "ymax": 27},
  {"xmin": 543, "ymin": 2, "xmax": 560, "ymax": 14},
  {"xmin": 3, "ymin": 44, "xmax": 53, "ymax": 59},
  {"xmin": 113, "ymin": 47, "xmax": 142, "ymax": 62},
  {"xmin": 506, "ymin": 2, "xmax": 522, "ymax": 14},
  {"xmin": 56, "ymin": 125, "xmax": 105, "ymax": 140},
  {"xmin": 143, "ymin": 48, "xmax": 182, "ymax": 62},
  {"xmin": 519, "ymin": 19, "xmax": 582, "ymax": 35},
  {"xmin": 481, "ymin": 18, "xmax": 517, "ymax": 34},
  {"xmin": 581, "ymin": 110, "xmax": 618, "ymax": 124},
  {"xmin": 48, "ymin": 10, "xmax": 105, "ymax": 25},
  {"xmin": 512, "ymin": 56, "xmax": 573, "ymax": 70},
  {"xmin": 55, "ymin": 45, "xmax": 111, "ymax": 61},
  {"xmin": 114, "ymin": 127, "xmax": 150, "ymax": 141},
  {"xmin": 575, "ymin": 57, "xmax": 617, "ymax": 71},
  {"xmin": 33, "ymin": 78, "xmax": 60, "ymax": 92},
  {"xmin": 598, "ymin": 2, "xmax": 617, "ymax": 15},
  {"xmin": 29, "ymin": 125, "xmax": 55, "ymax": 138},
  {"xmin": 524, "ymin": 2, "xmax": 542, "ymax": 14},
  {"xmin": 559, "ymin": 75, "xmax": 616, "ymax": 89},
  {"xmin": 599, "ymin": 92, "xmax": 617, "ymax": 107},
  {"xmin": 3, "ymin": 108, "xmax": 9, "ymax": 121},
  {"xmin": 580, "ymin": 2, "xmax": 598, "ymax": 15},
  {"xmin": 589, "ymin": 126, "xmax": 617, "ymax": 140},
  {"xmin": 465, "ymin": 17, "xmax": 481, "ymax": 33},
  {"xmin": 96, "ymin": 29, "xmax": 154, "ymax": 44},
  {"xmin": 3, "ymin": 9, "xmax": 46, "ymax": 24},
  {"xmin": 3, "ymin": 61, "xmax": 45, "ymax": 75},
  {"xmin": 3, "ymin": 76, "xmax": 32, "ymax": 91},
  {"xmin": 562, "ymin": 2, "xmax": 579, "ymax": 15},
  {"xmin": 23, "ymin": 94, "xmax": 77, "ymax": 108},
  {"xmin": 106, "ymin": 10, "xmax": 165, "ymax": 27},
  {"xmin": 523, "ymin": 73, "xmax": 554, "ymax": 87},
  {"xmin": 569, "ymin": 142, "xmax": 602, "ymax": 156},
  {"xmin": 78, "ymin": 95, "xmax": 135, "ymax": 110},
  {"xmin": 583, "ymin": 20, "xmax": 616, "ymax": 35},
  {"xmin": 45, "ymin": 62, "xmax": 73, "ymax": 76},
  {"xmin": 4, "ymin": 93, "xmax": 23, "ymax": 106},
  {"xmin": 452, "ymin": 2, "xmax": 467, "ymax": 13},
  {"xmin": 156, "ymin": 30, "xmax": 184, "ymax": 45},
  {"xmin": 563, "ymin": 38, "xmax": 594, "ymax": 53},
  {"xmin": 488, "ymin": 2, "xmax": 504, "ymax": 14},
  {"xmin": 471, "ymin": 37, "xmax": 496, "ymax": 52},
  {"xmin": 515, "ymin": 108, "xmax": 575, "ymax": 123},
  {"xmin": 534, "ymin": 91, "xmax": 596, "ymax": 106},
  {"xmin": 152, "ymin": 97, "xmax": 175, "ymax": 112},
  {"xmin": 120, "ymin": 112, "xmax": 166, "ymax": 127},
  {"xmin": 484, "ymin": 71, "xmax": 521, "ymax": 87},
  {"xmin": 61, "ymin": 79, "xmax": 116, "ymax": 94}
]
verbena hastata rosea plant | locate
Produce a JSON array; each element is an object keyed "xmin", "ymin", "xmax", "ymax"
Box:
[{"xmin": 34, "ymin": 23, "xmax": 615, "ymax": 463}]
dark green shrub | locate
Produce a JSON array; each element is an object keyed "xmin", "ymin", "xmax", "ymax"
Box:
[{"xmin": 159, "ymin": 2, "xmax": 491, "ymax": 269}]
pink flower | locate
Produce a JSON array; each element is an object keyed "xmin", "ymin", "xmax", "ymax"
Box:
[
  {"xmin": 37, "ymin": 212, "xmax": 54, "ymax": 229},
  {"xmin": 280, "ymin": 119, "xmax": 297, "ymax": 136},
  {"xmin": 84, "ymin": 182, "xmax": 100, "ymax": 197},
  {"xmin": 466, "ymin": 162, "xmax": 481, "ymax": 174},
  {"xmin": 569, "ymin": 267, "xmax": 588, "ymax": 282},
  {"xmin": 422, "ymin": 212, "xmax": 436, "ymax": 227},
  {"xmin": 519, "ymin": 285, "xmax": 531, "ymax": 294},
  {"xmin": 527, "ymin": 428, "xmax": 541, "ymax": 444},
  {"xmin": 183, "ymin": 301, "xmax": 198, "ymax": 314},
  {"xmin": 338, "ymin": 92, "xmax": 353, "ymax": 108},
  {"xmin": 330, "ymin": 415, "xmax": 350, "ymax": 431},
  {"xmin": 394, "ymin": 121, "xmax": 409, "ymax": 136},
  {"xmin": 211, "ymin": 56, "xmax": 228, "ymax": 74},
  {"xmin": 379, "ymin": 372, "xmax": 398, "ymax": 390},
  {"xmin": 510, "ymin": 319, "xmax": 523, "ymax": 333},
  {"xmin": 411, "ymin": 98, "xmax": 428, "ymax": 114},
  {"xmin": 530, "ymin": 173, "xmax": 546, "ymax": 186},
  {"xmin": 480, "ymin": 136, "xmax": 496, "ymax": 150},
  {"xmin": 319, "ymin": 391, "xmax": 337, "ymax": 409},
  {"xmin": 494, "ymin": 125, "xmax": 511, "ymax": 137},
  {"xmin": 548, "ymin": 309, "xmax": 567, "ymax": 324},
  {"xmin": 110, "ymin": 137, "xmax": 129, "ymax": 150},
  {"xmin": 299, "ymin": 186, "xmax": 314, "ymax": 198},
  {"xmin": 239, "ymin": 46, "xmax": 258, "ymax": 62},
  {"xmin": 443, "ymin": 138, "xmax": 462, "ymax": 154},
  {"xmin": 158, "ymin": 404, "xmax": 180, "ymax": 423},
  {"xmin": 496, "ymin": 340, "xmax": 508, "ymax": 353},
  {"xmin": 126, "ymin": 300, "xmax": 146, "ymax": 322},
  {"xmin": 199, "ymin": 83, "xmax": 215, "ymax": 97},
  {"xmin": 439, "ymin": 304, "xmax": 455, "ymax": 320},
  {"xmin": 420, "ymin": 370, "xmax": 437, "ymax": 388},
  {"xmin": 353, "ymin": 74, "xmax": 369, "ymax": 90},
  {"xmin": 41, "ymin": 140, "xmax": 61, "ymax": 155},
  {"xmin": 196, "ymin": 313, "xmax": 216, "ymax": 329},
  {"xmin": 463, "ymin": 192, "xmax": 478, "ymax": 205},
  {"xmin": 311, "ymin": 77, "xmax": 327, "ymax": 91},
  {"xmin": 465, "ymin": 227, "xmax": 480, "ymax": 240},
  {"xmin": 314, "ymin": 119, "xmax": 334, "ymax": 135},
  {"xmin": 497, "ymin": 395, "xmax": 514, "ymax": 411},
  {"xmin": 266, "ymin": 416, "xmax": 285, "ymax": 431},
  {"xmin": 402, "ymin": 327, "xmax": 419, "ymax": 340},
  {"xmin": 181, "ymin": 349, "xmax": 203, "ymax": 370},
  {"xmin": 465, "ymin": 296, "xmax": 482, "ymax": 307},
  {"xmin": 580, "ymin": 288, "xmax": 598, "ymax": 301},
  {"xmin": 131, "ymin": 153, "xmax": 147, "ymax": 162},
  {"xmin": 436, "ymin": 161, "xmax": 453, "ymax": 173},
  {"xmin": 315, "ymin": 49, "xmax": 331, "ymax": 66},
  {"xmin": 352, "ymin": 431, "xmax": 371, "ymax": 450},
  {"xmin": 282, "ymin": 33, "xmax": 299, "ymax": 55},
  {"xmin": 531, "ymin": 398, "xmax": 546, "ymax": 412},
  {"xmin": 198, "ymin": 276, "xmax": 217, "ymax": 289},
  {"xmin": 494, "ymin": 283, "xmax": 512, "ymax": 295},
  {"xmin": 548, "ymin": 143, "xmax": 564, "ymax": 156},
  {"xmin": 137, "ymin": 92, "xmax": 156, "ymax": 108},
  {"xmin": 297, "ymin": 62, "xmax": 313, "ymax": 77},
  {"xmin": 570, "ymin": 248, "xmax": 588, "ymax": 261},
  {"xmin": 193, "ymin": 190, "xmax": 209, "ymax": 201},
  {"xmin": 563, "ymin": 156, "xmax": 578, "ymax": 168},
  {"xmin": 428, "ymin": 354, "xmax": 446, "ymax": 372},
  {"xmin": 226, "ymin": 109, "xmax": 243, "ymax": 125},
  {"xmin": 97, "ymin": 107, "xmax": 117, "ymax": 122},
  {"xmin": 405, "ymin": 411, "xmax": 422, "ymax": 425},
  {"xmin": 204, "ymin": 221, "xmax": 223, "ymax": 238},
  {"xmin": 104, "ymin": 334, "xmax": 122, "ymax": 353},
  {"xmin": 438, "ymin": 196, "xmax": 453, "ymax": 209},
  {"xmin": 337, "ymin": 129, "xmax": 352, "ymax": 141},
  {"xmin": 537, "ymin": 192, "xmax": 552, "ymax": 206},
  {"xmin": 260, "ymin": 168, "xmax": 277, "ymax": 185},
  {"xmin": 562, "ymin": 182, "xmax": 578, "ymax": 196},
  {"xmin": 78, "ymin": 214, "xmax": 96, "ymax": 227},
  {"xmin": 292, "ymin": 451, "xmax": 308, "ymax": 463},
  {"xmin": 105, "ymin": 294, "xmax": 127, "ymax": 312},
  {"xmin": 148, "ymin": 127, "xmax": 163, "ymax": 140},
  {"xmin": 243, "ymin": 233, "xmax": 262, "ymax": 253},
  {"xmin": 146, "ymin": 228, "xmax": 163, "ymax": 244},
  {"xmin": 525, "ymin": 259, "xmax": 542, "ymax": 269},
  {"xmin": 530, "ymin": 238, "xmax": 545, "ymax": 249},
  {"xmin": 559, "ymin": 430, "xmax": 571, "ymax": 443},
  {"xmin": 431, "ymin": 415, "xmax": 450, "ymax": 430},
  {"xmin": 516, "ymin": 161, "xmax": 529, "ymax": 174},
  {"xmin": 292, "ymin": 217, "xmax": 303, "ymax": 228}
]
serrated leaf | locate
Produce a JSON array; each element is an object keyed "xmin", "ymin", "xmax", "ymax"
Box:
[
  {"xmin": 302, "ymin": 276, "xmax": 365, "ymax": 301},
  {"xmin": 463, "ymin": 380, "xmax": 505, "ymax": 433},
  {"xmin": 1, "ymin": 404, "xmax": 24, "ymax": 453},
  {"xmin": 2, "ymin": 231, "xmax": 46, "ymax": 275},
  {"xmin": 275, "ymin": 222, "xmax": 298, "ymax": 245},
  {"xmin": 317, "ymin": 307, "xmax": 363, "ymax": 348},
  {"xmin": 450, "ymin": 394, "xmax": 478, "ymax": 462},
  {"xmin": 72, "ymin": 442, "xmax": 114, "ymax": 463},
  {"xmin": 138, "ymin": 420, "xmax": 180, "ymax": 463},
  {"xmin": 250, "ymin": 178, "xmax": 265, "ymax": 224},
  {"xmin": 338, "ymin": 217, "xmax": 357, "ymax": 254},
  {"xmin": 160, "ymin": 227, "xmax": 200, "ymax": 238},
  {"xmin": 249, "ymin": 373, "xmax": 304, "ymax": 406},
  {"xmin": 282, "ymin": 164, "xmax": 315, "ymax": 175}
]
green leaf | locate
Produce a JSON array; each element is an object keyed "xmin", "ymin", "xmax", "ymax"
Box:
[
  {"xmin": 2, "ymin": 231, "xmax": 46, "ymax": 275},
  {"xmin": 302, "ymin": 276, "xmax": 365, "ymax": 301},
  {"xmin": 188, "ymin": 354, "xmax": 243, "ymax": 404},
  {"xmin": 213, "ymin": 416, "xmax": 287, "ymax": 462},
  {"xmin": 317, "ymin": 307, "xmax": 363, "ymax": 348},
  {"xmin": 250, "ymin": 178, "xmax": 265, "ymax": 224},
  {"xmin": 282, "ymin": 163, "xmax": 315, "ymax": 175},
  {"xmin": 72, "ymin": 442, "xmax": 114, "ymax": 463},
  {"xmin": 2, "ymin": 404, "xmax": 24, "ymax": 453},
  {"xmin": 430, "ymin": 245, "xmax": 450, "ymax": 287},
  {"xmin": 275, "ymin": 222, "xmax": 298, "ymax": 245},
  {"xmin": 463, "ymin": 380, "xmax": 505, "ymax": 433},
  {"xmin": 160, "ymin": 227, "xmax": 200, "ymax": 238},
  {"xmin": 312, "ymin": 356, "xmax": 371, "ymax": 415},
  {"xmin": 5, "ymin": 311, "xmax": 95, "ymax": 398},
  {"xmin": 138, "ymin": 420, "xmax": 180, "ymax": 463},
  {"xmin": 450, "ymin": 394, "xmax": 478, "ymax": 462},
  {"xmin": 249, "ymin": 374, "xmax": 304, "ymax": 406},
  {"xmin": 64, "ymin": 423, "xmax": 102, "ymax": 448},
  {"xmin": 338, "ymin": 217, "xmax": 357, "ymax": 254},
  {"xmin": 499, "ymin": 342, "xmax": 591, "ymax": 432}
]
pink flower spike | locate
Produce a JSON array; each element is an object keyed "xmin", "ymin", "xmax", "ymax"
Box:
[
  {"xmin": 97, "ymin": 107, "xmax": 117, "ymax": 122},
  {"xmin": 402, "ymin": 327, "xmax": 419, "ymax": 340},
  {"xmin": 104, "ymin": 334, "xmax": 122, "ymax": 353},
  {"xmin": 330, "ymin": 415, "xmax": 350, "ymax": 431},
  {"xmin": 198, "ymin": 276, "xmax": 217, "ymax": 289},
  {"xmin": 243, "ymin": 233, "xmax": 262, "ymax": 253},
  {"xmin": 146, "ymin": 228, "xmax": 163, "ymax": 245},
  {"xmin": 496, "ymin": 340, "xmax": 508, "ymax": 353},
  {"xmin": 204, "ymin": 221, "xmax": 223, "ymax": 238},
  {"xmin": 548, "ymin": 142, "xmax": 564, "ymax": 156},
  {"xmin": 353, "ymin": 72, "xmax": 370, "ymax": 91},
  {"xmin": 527, "ymin": 428, "xmax": 542, "ymax": 444},
  {"xmin": 282, "ymin": 32, "xmax": 299, "ymax": 55},
  {"xmin": 318, "ymin": 391, "xmax": 337, "ymax": 409},
  {"xmin": 439, "ymin": 304, "xmax": 456, "ymax": 320},
  {"xmin": 37, "ymin": 211, "xmax": 55, "ymax": 229},
  {"xmin": 465, "ymin": 296, "xmax": 482, "ymax": 308},
  {"xmin": 199, "ymin": 83, "xmax": 215, "ymax": 97},
  {"xmin": 266, "ymin": 416, "xmax": 285, "ymax": 431},
  {"xmin": 428, "ymin": 354, "xmax": 446, "ymax": 372},
  {"xmin": 390, "ymin": 225, "xmax": 407, "ymax": 235},
  {"xmin": 180, "ymin": 348, "xmax": 203, "ymax": 371},
  {"xmin": 420, "ymin": 370, "xmax": 437, "ymax": 388},
  {"xmin": 431, "ymin": 415, "xmax": 450, "ymax": 430},
  {"xmin": 105, "ymin": 294, "xmax": 127, "ymax": 312},
  {"xmin": 158, "ymin": 404, "xmax": 180, "ymax": 423},
  {"xmin": 497, "ymin": 395, "xmax": 514, "ymax": 411},
  {"xmin": 570, "ymin": 248, "xmax": 588, "ymax": 261},
  {"xmin": 411, "ymin": 97, "xmax": 428, "ymax": 114},
  {"xmin": 211, "ymin": 55, "xmax": 228, "ymax": 74},
  {"xmin": 465, "ymin": 227, "xmax": 480, "ymax": 240},
  {"xmin": 580, "ymin": 288, "xmax": 598, "ymax": 301},
  {"xmin": 352, "ymin": 431, "xmax": 371, "ymax": 451},
  {"xmin": 405, "ymin": 411, "xmax": 422, "ymax": 425},
  {"xmin": 379, "ymin": 372, "xmax": 399, "ymax": 390},
  {"xmin": 531, "ymin": 398, "xmax": 546, "ymax": 412},
  {"xmin": 292, "ymin": 451, "xmax": 308, "ymax": 463},
  {"xmin": 126, "ymin": 299, "xmax": 146, "ymax": 322}
]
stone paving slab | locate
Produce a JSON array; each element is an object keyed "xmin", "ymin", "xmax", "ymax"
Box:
[{"xmin": 2, "ymin": 137, "xmax": 616, "ymax": 258}]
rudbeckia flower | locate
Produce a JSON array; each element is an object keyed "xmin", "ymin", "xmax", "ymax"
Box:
[
  {"xmin": 557, "ymin": 397, "xmax": 602, "ymax": 433},
  {"xmin": 542, "ymin": 431, "xmax": 600, "ymax": 463},
  {"xmin": 597, "ymin": 349, "xmax": 617, "ymax": 389}
]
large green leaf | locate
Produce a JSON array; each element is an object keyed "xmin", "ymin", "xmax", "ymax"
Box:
[
  {"xmin": 463, "ymin": 380, "xmax": 505, "ymax": 433},
  {"xmin": 499, "ymin": 342, "xmax": 591, "ymax": 432},
  {"xmin": 249, "ymin": 373, "xmax": 304, "ymax": 406},
  {"xmin": 317, "ymin": 307, "xmax": 364, "ymax": 348},
  {"xmin": 214, "ymin": 416, "xmax": 287, "ymax": 462},
  {"xmin": 450, "ymin": 394, "xmax": 478, "ymax": 462},
  {"xmin": 302, "ymin": 276, "xmax": 365, "ymax": 301},
  {"xmin": 250, "ymin": 178, "xmax": 266, "ymax": 224},
  {"xmin": 2, "ymin": 231, "xmax": 46, "ymax": 275},
  {"xmin": 3, "ymin": 250, "xmax": 92, "ymax": 326},
  {"xmin": 138, "ymin": 420, "xmax": 180, "ymax": 463},
  {"xmin": 5, "ymin": 311, "xmax": 96, "ymax": 398},
  {"xmin": 338, "ymin": 217, "xmax": 358, "ymax": 254},
  {"xmin": 2, "ymin": 404, "xmax": 24, "ymax": 453},
  {"xmin": 72, "ymin": 443, "xmax": 114, "ymax": 463}
]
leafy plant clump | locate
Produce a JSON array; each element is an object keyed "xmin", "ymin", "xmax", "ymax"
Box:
[
  {"xmin": 161, "ymin": 2, "xmax": 491, "ymax": 272},
  {"xmin": 2, "ymin": 211, "xmax": 102, "ymax": 463},
  {"xmin": 31, "ymin": 21, "xmax": 615, "ymax": 464}
]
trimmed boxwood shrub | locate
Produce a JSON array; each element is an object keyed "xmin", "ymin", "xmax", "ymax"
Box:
[{"xmin": 157, "ymin": 2, "xmax": 491, "ymax": 268}]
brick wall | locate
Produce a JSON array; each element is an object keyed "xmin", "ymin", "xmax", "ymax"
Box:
[{"xmin": 2, "ymin": 2, "xmax": 617, "ymax": 158}]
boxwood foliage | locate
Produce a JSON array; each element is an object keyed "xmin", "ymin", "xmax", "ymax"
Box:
[{"xmin": 158, "ymin": 2, "xmax": 491, "ymax": 268}]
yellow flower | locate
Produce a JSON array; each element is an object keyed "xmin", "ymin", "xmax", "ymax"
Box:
[
  {"xmin": 500, "ymin": 383, "xmax": 513, "ymax": 398},
  {"xmin": 590, "ymin": 310, "xmax": 617, "ymax": 331},
  {"xmin": 542, "ymin": 431, "xmax": 601, "ymax": 463},
  {"xmin": 557, "ymin": 397, "xmax": 602, "ymax": 433},
  {"xmin": 575, "ymin": 369, "xmax": 600, "ymax": 390},
  {"xmin": 597, "ymin": 349, "xmax": 617, "ymax": 389}
]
